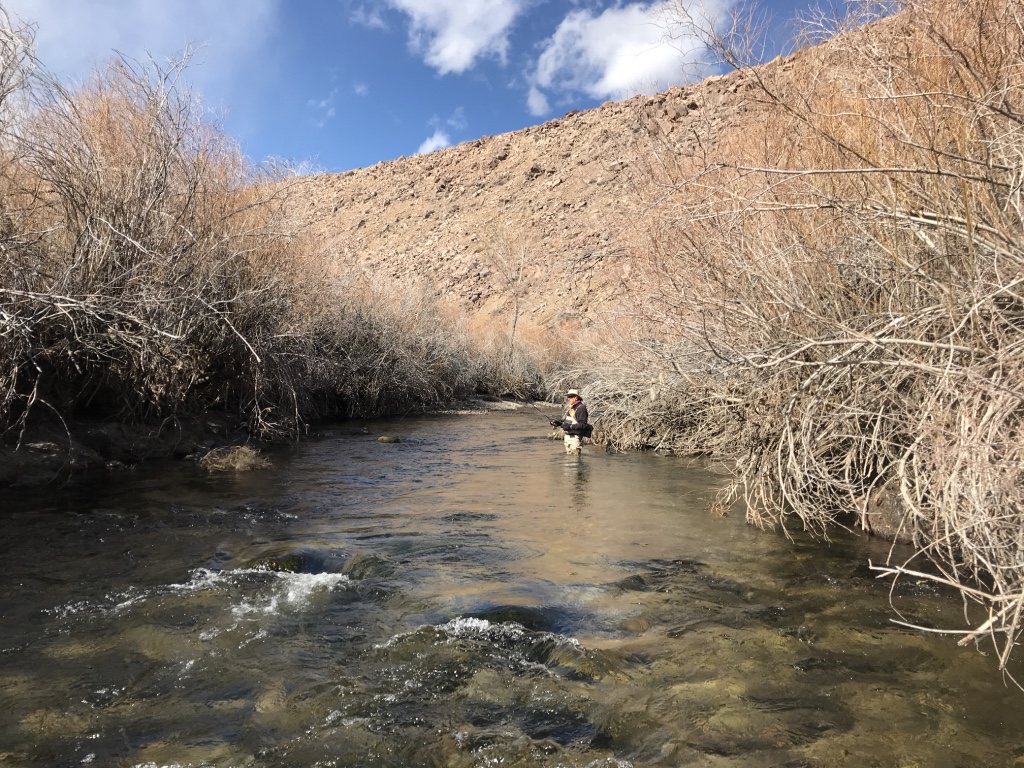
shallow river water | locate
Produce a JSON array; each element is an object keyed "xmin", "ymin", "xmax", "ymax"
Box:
[{"xmin": 1, "ymin": 409, "xmax": 1022, "ymax": 768}]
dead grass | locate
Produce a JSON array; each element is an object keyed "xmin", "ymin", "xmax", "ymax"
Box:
[{"xmin": 198, "ymin": 446, "xmax": 270, "ymax": 472}]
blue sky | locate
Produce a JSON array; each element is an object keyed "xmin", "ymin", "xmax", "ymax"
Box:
[{"xmin": 5, "ymin": 1, "xmax": 816, "ymax": 173}]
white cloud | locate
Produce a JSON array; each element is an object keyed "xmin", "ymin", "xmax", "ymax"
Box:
[
  {"xmin": 386, "ymin": 0, "xmax": 526, "ymax": 74},
  {"xmin": 308, "ymin": 87, "xmax": 339, "ymax": 128},
  {"xmin": 528, "ymin": 1, "xmax": 720, "ymax": 115},
  {"xmin": 446, "ymin": 106, "xmax": 466, "ymax": 131},
  {"xmin": 526, "ymin": 85, "xmax": 549, "ymax": 117},
  {"xmin": 308, "ymin": 92, "xmax": 337, "ymax": 111},
  {"xmin": 350, "ymin": 5, "xmax": 388, "ymax": 30},
  {"xmin": 416, "ymin": 106, "xmax": 464, "ymax": 153},
  {"xmin": 353, "ymin": 82, "xmax": 369, "ymax": 96},
  {"xmin": 4, "ymin": 0, "xmax": 278, "ymax": 94},
  {"xmin": 417, "ymin": 128, "xmax": 451, "ymax": 154}
]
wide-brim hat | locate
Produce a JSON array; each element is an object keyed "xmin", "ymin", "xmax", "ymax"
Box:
[{"xmin": 566, "ymin": 389, "xmax": 580, "ymax": 397}]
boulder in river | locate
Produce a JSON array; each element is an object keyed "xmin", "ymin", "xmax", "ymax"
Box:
[{"xmin": 342, "ymin": 552, "xmax": 397, "ymax": 579}]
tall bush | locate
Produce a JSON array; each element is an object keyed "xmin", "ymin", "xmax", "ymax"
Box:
[
  {"xmin": 603, "ymin": 0, "xmax": 1024, "ymax": 673},
  {"xmin": 0, "ymin": 26, "xmax": 541, "ymax": 448},
  {"xmin": 0, "ymin": 49, "xmax": 331, "ymax": 438}
]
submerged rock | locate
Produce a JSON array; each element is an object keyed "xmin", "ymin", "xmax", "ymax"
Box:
[
  {"xmin": 468, "ymin": 605, "xmax": 565, "ymax": 633},
  {"xmin": 619, "ymin": 616, "xmax": 651, "ymax": 634},
  {"xmin": 0, "ymin": 413, "xmax": 254, "ymax": 487},
  {"xmin": 244, "ymin": 553, "xmax": 306, "ymax": 573},
  {"xmin": 243, "ymin": 548, "xmax": 336, "ymax": 574},
  {"xmin": 342, "ymin": 552, "xmax": 397, "ymax": 579},
  {"xmin": 253, "ymin": 679, "xmax": 289, "ymax": 714},
  {"xmin": 377, "ymin": 435, "xmax": 405, "ymax": 443},
  {"xmin": 614, "ymin": 574, "xmax": 648, "ymax": 592}
]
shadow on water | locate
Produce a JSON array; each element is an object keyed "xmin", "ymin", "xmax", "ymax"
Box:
[{"xmin": 1, "ymin": 410, "xmax": 1023, "ymax": 767}]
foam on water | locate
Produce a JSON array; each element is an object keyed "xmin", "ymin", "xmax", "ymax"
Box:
[
  {"xmin": 373, "ymin": 615, "xmax": 590, "ymax": 685},
  {"xmin": 228, "ymin": 571, "xmax": 351, "ymax": 620},
  {"xmin": 373, "ymin": 616, "xmax": 501, "ymax": 649},
  {"xmin": 278, "ymin": 571, "xmax": 352, "ymax": 604},
  {"xmin": 441, "ymin": 616, "xmax": 498, "ymax": 636},
  {"xmin": 47, "ymin": 568, "xmax": 352, "ymax": 628},
  {"xmin": 441, "ymin": 616, "xmax": 583, "ymax": 651}
]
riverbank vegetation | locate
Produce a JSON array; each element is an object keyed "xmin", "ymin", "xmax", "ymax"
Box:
[
  {"xmin": 0, "ymin": 11, "xmax": 544, "ymax": 457},
  {"xmin": 580, "ymin": 0, "xmax": 1024, "ymax": 674}
]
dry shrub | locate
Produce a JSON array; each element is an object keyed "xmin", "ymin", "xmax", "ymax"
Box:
[
  {"xmin": 0, "ymin": 28, "xmax": 528, "ymax": 450},
  {"xmin": 466, "ymin": 311, "xmax": 549, "ymax": 400},
  {"xmin": 596, "ymin": 0, "xmax": 1024, "ymax": 673},
  {"xmin": 326, "ymin": 272, "xmax": 481, "ymax": 415},
  {"xmin": 0, "ymin": 47, "xmax": 331, "ymax": 440},
  {"xmin": 459, "ymin": 227, "xmax": 559, "ymax": 400},
  {"xmin": 198, "ymin": 445, "xmax": 270, "ymax": 472}
]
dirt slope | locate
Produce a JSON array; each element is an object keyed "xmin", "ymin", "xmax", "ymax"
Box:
[{"xmin": 287, "ymin": 61, "xmax": 779, "ymax": 330}]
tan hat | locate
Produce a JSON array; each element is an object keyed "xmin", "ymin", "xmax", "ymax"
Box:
[{"xmin": 566, "ymin": 389, "xmax": 580, "ymax": 397}]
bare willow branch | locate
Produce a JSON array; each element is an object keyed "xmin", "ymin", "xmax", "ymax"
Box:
[{"xmin": 584, "ymin": 0, "xmax": 1024, "ymax": 671}]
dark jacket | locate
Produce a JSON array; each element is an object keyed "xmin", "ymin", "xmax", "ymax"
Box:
[{"xmin": 562, "ymin": 400, "xmax": 591, "ymax": 436}]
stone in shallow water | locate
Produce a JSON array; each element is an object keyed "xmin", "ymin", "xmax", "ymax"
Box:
[
  {"xmin": 242, "ymin": 547, "xmax": 334, "ymax": 573},
  {"xmin": 467, "ymin": 604, "xmax": 565, "ymax": 633},
  {"xmin": 620, "ymin": 616, "xmax": 651, "ymax": 634},
  {"xmin": 614, "ymin": 574, "xmax": 648, "ymax": 592},
  {"xmin": 20, "ymin": 708, "xmax": 85, "ymax": 735},
  {"xmin": 245, "ymin": 553, "xmax": 306, "ymax": 572},
  {"xmin": 745, "ymin": 605, "xmax": 788, "ymax": 625},
  {"xmin": 198, "ymin": 445, "xmax": 270, "ymax": 471},
  {"xmin": 342, "ymin": 552, "xmax": 397, "ymax": 579},
  {"xmin": 254, "ymin": 679, "xmax": 288, "ymax": 713},
  {"xmin": 134, "ymin": 741, "xmax": 239, "ymax": 768}
]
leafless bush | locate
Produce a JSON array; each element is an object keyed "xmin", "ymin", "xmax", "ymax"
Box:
[
  {"xmin": 0, "ymin": 35, "xmax": 532, "ymax": 453},
  {"xmin": 0, "ymin": 49, "xmax": 323, "ymax": 439},
  {"xmin": 327, "ymin": 272, "xmax": 483, "ymax": 415},
  {"xmin": 0, "ymin": 6, "xmax": 31, "ymax": 122},
  {"xmin": 469, "ymin": 227, "xmax": 548, "ymax": 399},
  {"xmin": 468, "ymin": 330, "xmax": 547, "ymax": 400},
  {"xmin": 599, "ymin": 0, "xmax": 1024, "ymax": 674}
]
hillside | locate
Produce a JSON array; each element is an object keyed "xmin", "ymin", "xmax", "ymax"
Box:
[{"xmin": 287, "ymin": 63, "xmax": 774, "ymax": 329}]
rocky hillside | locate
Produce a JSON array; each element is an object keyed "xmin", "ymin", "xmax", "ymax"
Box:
[{"xmin": 287, "ymin": 61, "xmax": 778, "ymax": 331}]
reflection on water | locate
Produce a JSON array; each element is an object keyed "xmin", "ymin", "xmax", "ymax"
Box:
[{"xmin": 0, "ymin": 409, "xmax": 1021, "ymax": 767}]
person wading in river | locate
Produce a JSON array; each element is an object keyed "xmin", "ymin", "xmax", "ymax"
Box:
[{"xmin": 550, "ymin": 389, "xmax": 591, "ymax": 455}]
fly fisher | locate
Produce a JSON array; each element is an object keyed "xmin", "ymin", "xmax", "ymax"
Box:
[{"xmin": 549, "ymin": 389, "xmax": 592, "ymax": 454}]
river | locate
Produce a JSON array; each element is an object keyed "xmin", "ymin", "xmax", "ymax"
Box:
[{"xmin": 0, "ymin": 408, "xmax": 1021, "ymax": 767}]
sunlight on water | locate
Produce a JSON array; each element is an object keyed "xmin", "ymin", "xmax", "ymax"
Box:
[{"xmin": 1, "ymin": 410, "xmax": 1022, "ymax": 767}]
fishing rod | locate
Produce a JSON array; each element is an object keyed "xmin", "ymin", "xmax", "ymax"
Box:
[{"xmin": 526, "ymin": 399, "xmax": 566, "ymax": 427}]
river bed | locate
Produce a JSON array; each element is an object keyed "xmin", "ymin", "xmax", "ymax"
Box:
[{"xmin": 0, "ymin": 409, "xmax": 1021, "ymax": 767}]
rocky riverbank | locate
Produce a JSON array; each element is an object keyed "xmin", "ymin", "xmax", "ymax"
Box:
[
  {"xmin": 0, "ymin": 414, "xmax": 250, "ymax": 488},
  {"xmin": 0, "ymin": 397, "xmax": 545, "ymax": 488}
]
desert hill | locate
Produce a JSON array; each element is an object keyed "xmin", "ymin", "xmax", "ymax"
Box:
[{"xmin": 287, "ymin": 59, "xmax": 780, "ymax": 330}]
